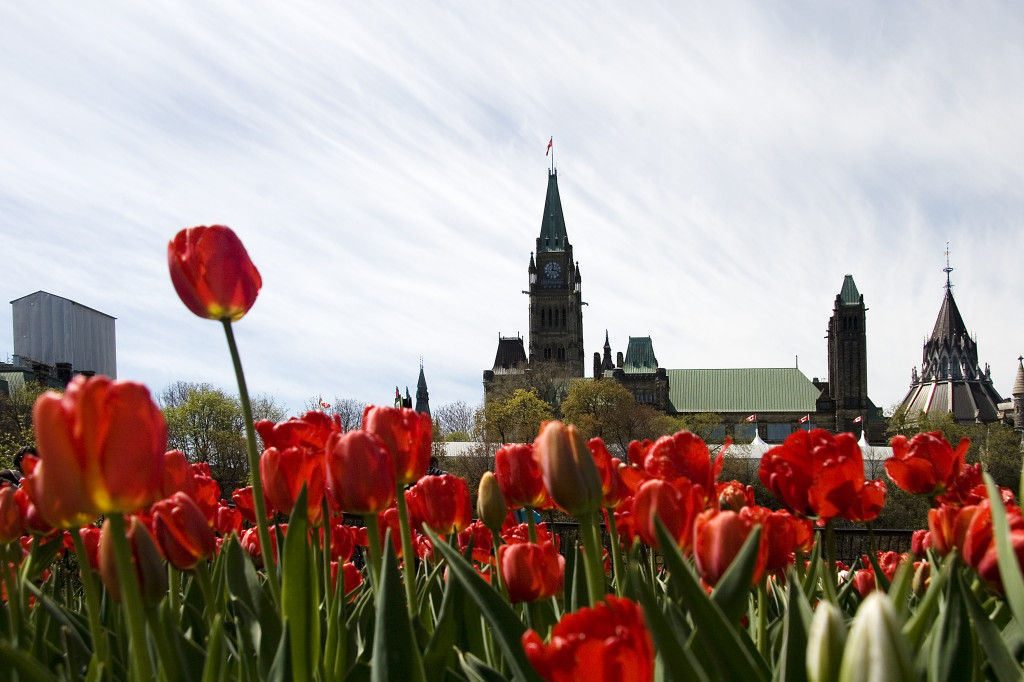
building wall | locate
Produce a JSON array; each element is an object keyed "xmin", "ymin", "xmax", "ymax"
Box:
[{"xmin": 12, "ymin": 291, "xmax": 116, "ymax": 378}]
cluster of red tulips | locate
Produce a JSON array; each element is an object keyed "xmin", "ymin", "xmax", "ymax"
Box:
[{"xmin": 3, "ymin": 223, "xmax": 1023, "ymax": 681}]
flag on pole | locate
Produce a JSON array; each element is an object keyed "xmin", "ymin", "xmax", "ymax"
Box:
[
  {"xmin": 853, "ymin": 415, "xmax": 863, "ymax": 423},
  {"xmin": 745, "ymin": 414, "xmax": 757, "ymax": 422},
  {"xmin": 319, "ymin": 398, "xmax": 331, "ymax": 410},
  {"xmin": 546, "ymin": 137, "xmax": 553, "ymax": 156},
  {"xmin": 799, "ymin": 414, "xmax": 810, "ymax": 424}
]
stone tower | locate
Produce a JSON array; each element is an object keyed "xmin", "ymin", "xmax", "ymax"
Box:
[
  {"xmin": 827, "ymin": 275, "xmax": 869, "ymax": 430},
  {"xmin": 1013, "ymin": 357, "xmax": 1024, "ymax": 435},
  {"xmin": 528, "ymin": 169, "xmax": 584, "ymax": 378},
  {"xmin": 415, "ymin": 359, "xmax": 430, "ymax": 416}
]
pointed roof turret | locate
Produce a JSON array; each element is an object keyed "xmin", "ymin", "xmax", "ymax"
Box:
[
  {"xmin": 537, "ymin": 170, "xmax": 568, "ymax": 253},
  {"xmin": 929, "ymin": 286, "xmax": 971, "ymax": 350},
  {"xmin": 838, "ymin": 274, "xmax": 862, "ymax": 306},
  {"xmin": 600, "ymin": 330, "xmax": 615, "ymax": 372},
  {"xmin": 415, "ymin": 359, "xmax": 430, "ymax": 416},
  {"xmin": 1013, "ymin": 357, "xmax": 1024, "ymax": 397}
]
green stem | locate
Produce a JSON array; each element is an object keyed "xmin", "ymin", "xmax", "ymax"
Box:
[
  {"xmin": 756, "ymin": 581, "xmax": 768, "ymax": 658},
  {"xmin": 490, "ymin": 528, "xmax": 505, "ymax": 598},
  {"xmin": 70, "ymin": 529, "xmax": 108, "ymax": 664},
  {"xmin": 394, "ymin": 486, "xmax": 418, "ymax": 612},
  {"xmin": 579, "ymin": 512, "xmax": 606, "ymax": 606},
  {"xmin": 108, "ymin": 514, "xmax": 154, "ymax": 681},
  {"xmin": 321, "ymin": 497, "xmax": 333, "ymax": 611},
  {"xmin": 168, "ymin": 564, "xmax": 181, "ymax": 623},
  {"xmin": 823, "ymin": 519, "xmax": 838, "ymax": 602},
  {"xmin": 363, "ymin": 514, "xmax": 383, "ymax": 597},
  {"xmin": 222, "ymin": 319, "xmax": 281, "ymax": 607},
  {"xmin": 526, "ymin": 506, "xmax": 537, "ymax": 543},
  {"xmin": 2, "ymin": 544, "xmax": 23, "ymax": 649},
  {"xmin": 604, "ymin": 507, "xmax": 625, "ymax": 597},
  {"xmin": 193, "ymin": 560, "xmax": 216, "ymax": 629}
]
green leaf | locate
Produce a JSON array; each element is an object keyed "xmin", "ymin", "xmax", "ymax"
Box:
[
  {"xmin": 428, "ymin": 528, "xmax": 544, "ymax": 682},
  {"xmin": 201, "ymin": 614, "xmax": 228, "ymax": 682},
  {"xmin": 958, "ymin": 569, "xmax": 1023, "ymax": 682},
  {"xmin": 903, "ymin": 553, "xmax": 950, "ymax": 650},
  {"xmin": 0, "ymin": 640, "xmax": 59, "ymax": 682},
  {"xmin": 371, "ymin": 532, "xmax": 426, "ymax": 682},
  {"xmin": 886, "ymin": 556, "xmax": 915, "ymax": 623},
  {"xmin": 927, "ymin": 558, "xmax": 973, "ymax": 682},
  {"xmin": 985, "ymin": 473, "xmax": 1024, "ymax": 627},
  {"xmin": 422, "ymin": 555, "xmax": 462, "ymax": 678},
  {"xmin": 629, "ymin": 562, "xmax": 708, "ymax": 682},
  {"xmin": 458, "ymin": 651, "xmax": 510, "ymax": 682},
  {"xmin": 710, "ymin": 527, "xmax": 761, "ymax": 624},
  {"xmin": 776, "ymin": 575, "xmax": 812, "ymax": 682},
  {"xmin": 654, "ymin": 520, "xmax": 769, "ymax": 682},
  {"xmin": 281, "ymin": 486, "xmax": 319, "ymax": 682}
]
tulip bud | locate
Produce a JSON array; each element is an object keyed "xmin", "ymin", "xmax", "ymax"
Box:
[
  {"xmin": 839, "ymin": 592, "xmax": 912, "ymax": 682},
  {"xmin": 535, "ymin": 421, "xmax": 603, "ymax": 516},
  {"xmin": 807, "ymin": 600, "xmax": 846, "ymax": 682},
  {"xmin": 99, "ymin": 516, "xmax": 168, "ymax": 606},
  {"xmin": 477, "ymin": 472, "xmax": 507, "ymax": 531},
  {"xmin": 911, "ymin": 561, "xmax": 931, "ymax": 597}
]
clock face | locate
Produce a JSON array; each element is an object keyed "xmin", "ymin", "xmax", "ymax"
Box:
[{"xmin": 544, "ymin": 261, "xmax": 562, "ymax": 279}]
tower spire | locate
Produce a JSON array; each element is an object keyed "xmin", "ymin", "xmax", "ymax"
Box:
[{"xmin": 944, "ymin": 242, "xmax": 954, "ymax": 291}]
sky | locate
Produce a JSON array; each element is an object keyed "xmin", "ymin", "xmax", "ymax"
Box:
[{"xmin": 1, "ymin": 2, "xmax": 1022, "ymax": 418}]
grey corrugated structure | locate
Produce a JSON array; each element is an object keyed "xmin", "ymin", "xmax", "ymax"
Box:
[{"xmin": 11, "ymin": 291, "xmax": 116, "ymax": 378}]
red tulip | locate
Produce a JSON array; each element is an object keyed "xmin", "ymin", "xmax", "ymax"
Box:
[
  {"xmin": 693, "ymin": 508, "xmax": 768, "ymax": 587},
  {"xmin": 232, "ymin": 486, "xmax": 271, "ymax": 524},
  {"xmin": 457, "ymin": 521, "xmax": 494, "ymax": 564},
  {"xmin": 255, "ymin": 410, "xmax": 341, "ymax": 453},
  {"xmin": 886, "ymin": 431, "xmax": 969, "ymax": 496},
  {"xmin": 322, "ymin": 518, "xmax": 355, "ymax": 562},
  {"xmin": 213, "ymin": 503, "xmax": 243, "ymax": 537},
  {"xmin": 910, "ymin": 529, "xmax": 930, "ymax": 558},
  {"xmin": 167, "ymin": 225, "xmax": 262, "ymax": 322},
  {"xmin": 26, "ymin": 375, "xmax": 166, "ymax": 528},
  {"xmin": 405, "ymin": 473, "xmax": 472, "ymax": 536},
  {"xmin": 642, "ymin": 430, "xmax": 723, "ymax": 497},
  {"xmin": 522, "ymin": 596, "xmax": 654, "ymax": 682},
  {"xmin": 716, "ymin": 480, "xmax": 755, "ymax": 512},
  {"xmin": 534, "ymin": 421, "xmax": 603, "ymax": 516},
  {"xmin": 631, "ymin": 478, "xmax": 704, "ymax": 552},
  {"xmin": 0, "ymin": 485, "xmax": 24, "ymax": 544},
  {"xmin": 13, "ymin": 487, "xmax": 54, "ymax": 537},
  {"xmin": 759, "ymin": 429, "xmax": 886, "ymax": 522},
  {"xmin": 78, "ymin": 525, "xmax": 101, "ymax": 570},
  {"xmin": 161, "ymin": 450, "xmax": 196, "ymax": 499},
  {"xmin": 325, "ymin": 431, "xmax": 395, "ymax": 515},
  {"xmin": 152, "ymin": 492, "xmax": 217, "ymax": 570},
  {"xmin": 502, "ymin": 521, "xmax": 558, "ymax": 549},
  {"xmin": 498, "ymin": 541, "xmax": 563, "ymax": 603},
  {"xmin": 241, "ymin": 524, "xmax": 286, "ymax": 567},
  {"xmin": 188, "ymin": 463, "xmax": 221, "ymax": 524},
  {"xmin": 330, "ymin": 561, "xmax": 363, "ymax": 601},
  {"xmin": 260, "ymin": 445, "xmax": 326, "ymax": 524},
  {"xmin": 99, "ymin": 516, "xmax": 168, "ymax": 604},
  {"xmin": 361, "ymin": 406, "xmax": 432, "ymax": 485},
  {"xmin": 852, "ymin": 569, "xmax": 876, "ymax": 597},
  {"xmin": 494, "ymin": 443, "xmax": 548, "ymax": 509}
]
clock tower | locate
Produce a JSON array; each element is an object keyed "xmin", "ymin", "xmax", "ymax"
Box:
[{"xmin": 528, "ymin": 169, "xmax": 584, "ymax": 378}]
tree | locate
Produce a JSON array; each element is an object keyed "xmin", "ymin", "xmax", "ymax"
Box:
[
  {"xmin": 0, "ymin": 381, "xmax": 49, "ymax": 467},
  {"xmin": 476, "ymin": 388, "xmax": 553, "ymax": 444},
  {"xmin": 434, "ymin": 400, "xmax": 476, "ymax": 440},
  {"xmin": 160, "ymin": 381, "xmax": 286, "ymax": 496},
  {"xmin": 560, "ymin": 379, "xmax": 634, "ymax": 442}
]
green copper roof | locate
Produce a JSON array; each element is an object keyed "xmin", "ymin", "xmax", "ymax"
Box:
[
  {"xmin": 838, "ymin": 275, "xmax": 861, "ymax": 305},
  {"xmin": 666, "ymin": 368, "xmax": 821, "ymax": 413},
  {"xmin": 623, "ymin": 336, "xmax": 658, "ymax": 373},
  {"xmin": 537, "ymin": 170, "xmax": 568, "ymax": 253}
]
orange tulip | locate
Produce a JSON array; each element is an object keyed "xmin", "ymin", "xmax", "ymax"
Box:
[
  {"xmin": 26, "ymin": 375, "xmax": 166, "ymax": 528},
  {"xmin": 167, "ymin": 225, "xmax": 262, "ymax": 322}
]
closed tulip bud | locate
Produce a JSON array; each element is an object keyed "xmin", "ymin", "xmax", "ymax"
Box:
[
  {"xmin": 361, "ymin": 405, "xmax": 432, "ymax": 485},
  {"xmin": 807, "ymin": 601, "xmax": 846, "ymax": 682},
  {"xmin": 839, "ymin": 592, "xmax": 913, "ymax": 682},
  {"xmin": 99, "ymin": 516, "xmax": 168, "ymax": 606},
  {"xmin": 0, "ymin": 485, "xmax": 24, "ymax": 544},
  {"xmin": 152, "ymin": 492, "xmax": 217, "ymax": 571},
  {"xmin": 405, "ymin": 474, "xmax": 472, "ymax": 535},
  {"xmin": 535, "ymin": 421, "xmax": 603, "ymax": 516},
  {"xmin": 325, "ymin": 431, "xmax": 395, "ymax": 515},
  {"xmin": 167, "ymin": 225, "xmax": 262, "ymax": 322},
  {"xmin": 911, "ymin": 561, "xmax": 931, "ymax": 597},
  {"xmin": 477, "ymin": 472, "xmax": 507, "ymax": 531}
]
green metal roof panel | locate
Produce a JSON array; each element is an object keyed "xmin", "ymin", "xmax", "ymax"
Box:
[
  {"xmin": 666, "ymin": 368, "xmax": 821, "ymax": 413},
  {"xmin": 623, "ymin": 336, "xmax": 659, "ymax": 373},
  {"xmin": 838, "ymin": 275, "xmax": 861, "ymax": 305}
]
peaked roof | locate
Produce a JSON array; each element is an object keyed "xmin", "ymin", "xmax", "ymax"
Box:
[
  {"xmin": 929, "ymin": 286, "xmax": 971, "ymax": 347},
  {"xmin": 623, "ymin": 336, "xmax": 658, "ymax": 373},
  {"xmin": 415, "ymin": 363, "xmax": 430, "ymax": 415},
  {"xmin": 838, "ymin": 275, "xmax": 862, "ymax": 306},
  {"xmin": 1015, "ymin": 357, "xmax": 1024, "ymax": 396},
  {"xmin": 492, "ymin": 336, "xmax": 527, "ymax": 374},
  {"xmin": 666, "ymin": 368, "xmax": 822, "ymax": 413},
  {"xmin": 537, "ymin": 170, "xmax": 568, "ymax": 253}
]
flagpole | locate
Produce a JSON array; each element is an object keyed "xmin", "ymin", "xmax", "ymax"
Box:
[{"xmin": 551, "ymin": 136, "xmax": 554, "ymax": 173}]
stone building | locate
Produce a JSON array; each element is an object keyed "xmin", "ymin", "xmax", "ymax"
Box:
[
  {"xmin": 896, "ymin": 272, "xmax": 1006, "ymax": 425},
  {"xmin": 484, "ymin": 167, "xmax": 884, "ymax": 442}
]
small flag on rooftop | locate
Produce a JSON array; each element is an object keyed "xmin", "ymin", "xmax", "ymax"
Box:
[
  {"xmin": 799, "ymin": 414, "xmax": 810, "ymax": 424},
  {"xmin": 853, "ymin": 415, "xmax": 863, "ymax": 423},
  {"xmin": 745, "ymin": 414, "xmax": 757, "ymax": 422},
  {"xmin": 546, "ymin": 137, "xmax": 553, "ymax": 156}
]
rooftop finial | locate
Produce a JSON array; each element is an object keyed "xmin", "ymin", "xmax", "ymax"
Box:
[{"xmin": 943, "ymin": 242, "xmax": 954, "ymax": 291}]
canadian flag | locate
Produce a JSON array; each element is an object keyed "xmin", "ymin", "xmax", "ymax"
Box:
[
  {"xmin": 745, "ymin": 414, "xmax": 757, "ymax": 422},
  {"xmin": 853, "ymin": 415, "xmax": 863, "ymax": 423},
  {"xmin": 799, "ymin": 414, "xmax": 810, "ymax": 424},
  {"xmin": 546, "ymin": 137, "xmax": 553, "ymax": 156},
  {"xmin": 319, "ymin": 399, "xmax": 331, "ymax": 410}
]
